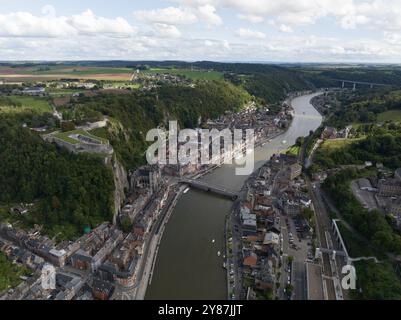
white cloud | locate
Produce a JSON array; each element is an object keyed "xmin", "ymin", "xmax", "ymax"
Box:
[
  {"xmin": 0, "ymin": 9, "xmax": 136, "ymax": 38},
  {"xmin": 1, "ymin": 1, "xmax": 401, "ymax": 62},
  {"xmin": 235, "ymin": 28, "xmax": 266, "ymax": 39},
  {"xmin": 0, "ymin": 12, "xmax": 75, "ymax": 37},
  {"xmin": 339, "ymin": 14, "xmax": 370, "ymax": 29},
  {"xmin": 67, "ymin": 10, "xmax": 136, "ymax": 36},
  {"xmin": 237, "ymin": 14, "xmax": 264, "ymax": 23},
  {"xmin": 133, "ymin": 4, "xmax": 223, "ymax": 28},
  {"xmin": 134, "ymin": 6, "xmax": 198, "ymax": 25},
  {"xmin": 279, "ymin": 24, "xmax": 293, "ymax": 33},
  {"xmin": 153, "ymin": 23, "xmax": 182, "ymax": 38},
  {"xmin": 197, "ymin": 4, "xmax": 223, "ymax": 26},
  {"xmin": 178, "ymin": 0, "xmax": 401, "ymax": 32}
]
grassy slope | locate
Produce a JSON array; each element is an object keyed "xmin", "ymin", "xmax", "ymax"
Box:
[
  {"xmin": 378, "ymin": 110, "xmax": 401, "ymax": 122},
  {"xmin": 0, "ymin": 96, "xmax": 52, "ymax": 114}
]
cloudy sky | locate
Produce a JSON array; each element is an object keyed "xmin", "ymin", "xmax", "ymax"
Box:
[{"xmin": 0, "ymin": 0, "xmax": 401, "ymax": 62}]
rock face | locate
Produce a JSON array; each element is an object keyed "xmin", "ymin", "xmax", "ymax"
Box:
[{"xmin": 110, "ymin": 156, "xmax": 129, "ymax": 224}]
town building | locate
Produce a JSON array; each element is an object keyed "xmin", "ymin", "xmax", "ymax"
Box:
[
  {"xmin": 378, "ymin": 179, "xmax": 401, "ymax": 197},
  {"xmin": 287, "ymin": 163, "xmax": 302, "ymax": 180},
  {"xmin": 92, "ymin": 278, "xmax": 115, "ymax": 300}
]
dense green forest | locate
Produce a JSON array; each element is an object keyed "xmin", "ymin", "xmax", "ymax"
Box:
[
  {"xmin": 323, "ymin": 169, "xmax": 401, "ymax": 299},
  {"xmin": 323, "ymin": 168, "xmax": 401, "ymax": 254},
  {"xmin": 326, "ymin": 89, "xmax": 401, "ymax": 128},
  {"xmin": 0, "ymin": 115, "xmax": 115, "ymax": 240},
  {"xmin": 353, "ymin": 260, "xmax": 401, "ymax": 300},
  {"xmin": 314, "ymin": 131, "xmax": 401, "ymax": 170}
]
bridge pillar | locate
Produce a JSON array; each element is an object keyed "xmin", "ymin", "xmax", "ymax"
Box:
[
  {"xmin": 342, "ymin": 81, "xmax": 345, "ymax": 88},
  {"xmin": 353, "ymin": 83, "xmax": 356, "ymax": 91}
]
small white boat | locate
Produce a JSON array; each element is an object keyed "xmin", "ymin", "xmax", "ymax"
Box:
[
  {"xmin": 217, "ymin": 251, "xmax": 221, "ymax": 257},
  {"xmin": 282, "ymin": 140, "xmax": 287, "ymax": 144},
  {"xmin": 183, "ymin": 187, "xmax": 190, "ymax": 194},
  {"xmin": 212, "ymin": 239, "xmax": 215, "ymax": 244}
]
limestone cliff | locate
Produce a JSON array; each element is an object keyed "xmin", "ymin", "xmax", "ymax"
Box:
[{"xmin": 109, "ymin": 155, "xmax": 129, "ymax": 224}]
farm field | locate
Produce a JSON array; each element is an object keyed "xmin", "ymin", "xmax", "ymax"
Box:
[
  {"xmin": 0, "ymin": 96, "xmax": 52, "ymax": 114},
  {"xmin": 377, "ymin": 109, "xmax": 401, "ymax": 122},
  {"xmin": 0, "ymin": 66, "xmax": 135, "ymax": 81},
  {"xmin": 144, "ymin": 68, "xmax": 224, "ymax": 80}
]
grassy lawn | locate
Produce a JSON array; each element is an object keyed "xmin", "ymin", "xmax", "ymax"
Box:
[
  {"xmin": 377, "ymin": 110, "xmax": 401, "ymax": 122},
  {"xmin": 54, "ymin": 129, "xmax": 108, "ymax": 145},
  {"xmin": 145, "ymin": 68, "xmax": 224, "ymax": 80},
  {"xmin": 285, "ymin": 145, "xmax": 300, "ymax": 156},
  {"xmin": 0, "ymin": 252, "xmax": 31, "ymax": 294},
  {"xmin": 320, "ymin": 138, "xmax": 364, "ymax": 151},
  {"xmin": 0, "ymin": 96, "xmax": 52, "ymax": 114}
]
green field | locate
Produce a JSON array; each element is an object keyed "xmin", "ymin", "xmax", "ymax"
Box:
[
  {"xmin": 54, "ymin": 129, "xmax": 108, "ymax": 145},
  {"xmin": 0, "ymin": 252, "xmax": 31, "ymax": 294},
  {"xmin": 320, "ymin": 138, "xmax": 364, "ymax": 150},
  {"xmin": 0, "ymin": 96, "xmax": 52, "ymax": 114},
  {"xmin": 47, "ymin": 88, "xmax": 86, "ymax": 96},
  {"xmin": 145, "ymin": 68, "xmax": 224, "ymax": 80},
  {"xmin": 0, "ymin": 66, "xmax": 134, "ymax": 81},
  {"xmin": 35, "ymin": 67, "xmax": 134, "ymax": 76},
  {"xmin": 285, "ymin": 145, "xmax": 300, "ymax": 156},
  {"xmin": 377, "ymin": 110, "xmax": 401, "ymax": 122}
]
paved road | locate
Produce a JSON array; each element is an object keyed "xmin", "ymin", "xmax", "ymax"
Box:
[
  {"xmin": 228, "ymin": 205, "xmax": 243, "ymax": 300},
  {"xmin": 278, "ymin": 216, "xmax": 310, "ymax": 300}
]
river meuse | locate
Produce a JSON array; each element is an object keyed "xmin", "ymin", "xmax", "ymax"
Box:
[{"xmin": 146, "ymin": 92, "xmax": 323, "ymax": 299}]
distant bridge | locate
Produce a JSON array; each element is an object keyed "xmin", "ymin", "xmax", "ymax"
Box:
[
  {"xmin": 180, "ymin": 178, "xmax": 239, "ymax": 200},
  {"xmin": 332, "ymin": 79, "xmax": 393, "ymax": 90}
]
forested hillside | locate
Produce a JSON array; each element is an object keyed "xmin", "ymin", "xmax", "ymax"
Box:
[
  {"xmin": 327, "ymin": 89, "xmax": 401, "ymax": 128},
  {"xmin": 0, "ymin": 115, "xmax": 115, "ymax": 240},
  {"xmin": 0, "ymin": 80, "xmax": 252, "ymax": 239},
  {"xmin": 78, "ymin": 80, "xmax": 251, "ymax": 169}
]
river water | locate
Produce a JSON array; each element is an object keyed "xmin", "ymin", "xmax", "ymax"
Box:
[{"xmin": 145, "ymin": 93, "xmax": 323, "ymax": 300}]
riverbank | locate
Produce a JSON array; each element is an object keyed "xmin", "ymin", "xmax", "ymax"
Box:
[
  {"xmin": 225, "ymin": 91, "xmax": 323, "ymax": 300},
  {"xmin": 134, "ymin": 185, "xmax": 186, "ymax": 299},
  {"xmin": 146, "ymin": 91, "xmax": 323, "ymax": 300}
]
